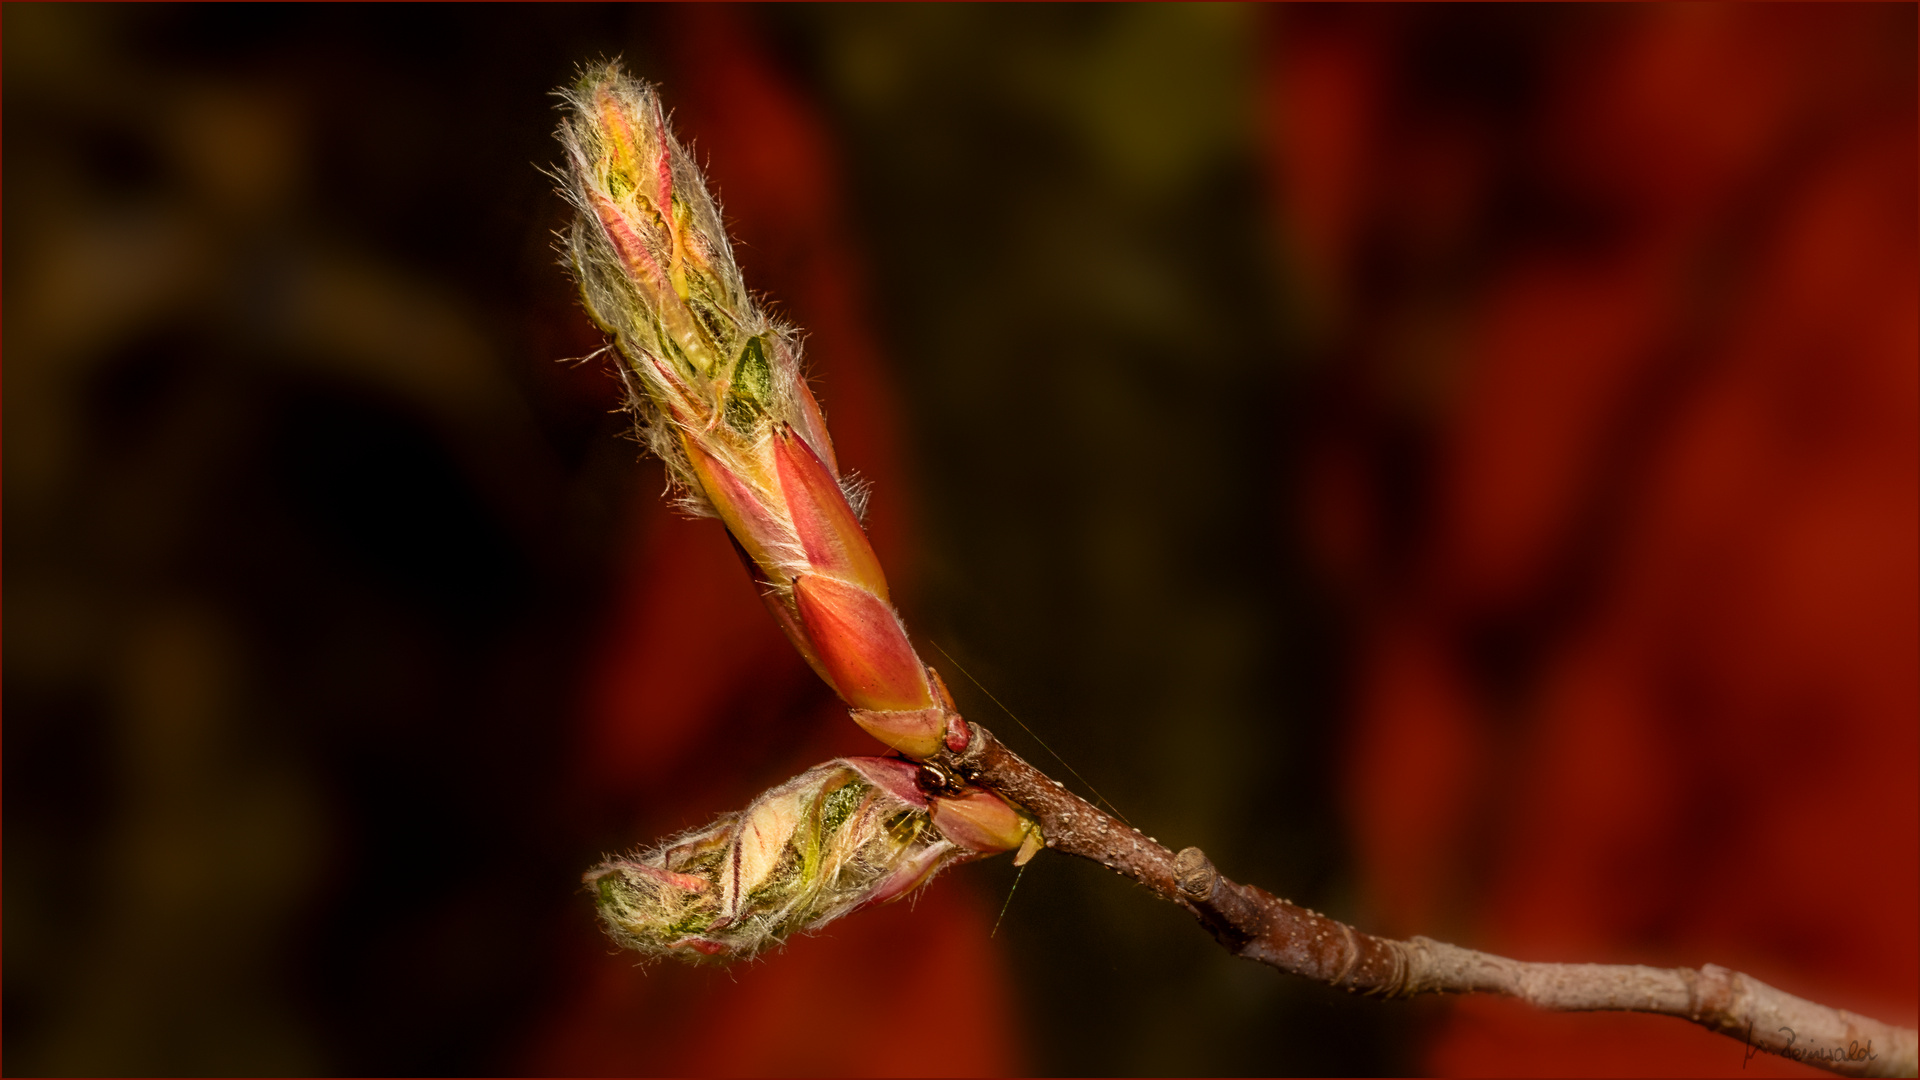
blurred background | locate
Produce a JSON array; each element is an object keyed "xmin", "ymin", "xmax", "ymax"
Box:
[{"xmin": 4, "ymin": 4, "xmax": 1913, "ymax": 1076}]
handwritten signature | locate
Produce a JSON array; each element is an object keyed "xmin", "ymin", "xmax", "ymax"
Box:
[{"xmin": 1743, "ymin": 1017, "xmax": 1877, "ymax": 1069}]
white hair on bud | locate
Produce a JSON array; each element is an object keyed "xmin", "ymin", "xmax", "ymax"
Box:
[
  {"xmin": 584, "ymin": 759, "xmax": 969, "ymax": 962},
  {"xmin": 553, "ymin": 61, "xmax": 844, "ymax": 525}
]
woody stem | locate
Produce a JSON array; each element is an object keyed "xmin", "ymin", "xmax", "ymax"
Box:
[{"xmin": 936, "ymin": 724, "xmax": 1918, "ymax": 1079}]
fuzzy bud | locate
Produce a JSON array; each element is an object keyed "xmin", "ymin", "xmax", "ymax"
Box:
[
  {"xmin": 586, "ymin": 757, "xmax": 991, "ymax": 961},
  {"xmin": 559, "ymin": 65, "xmax": 971, "ymax": 755}
]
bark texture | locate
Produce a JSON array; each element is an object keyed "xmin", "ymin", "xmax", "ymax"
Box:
[{"xmin": 940, "ymin": 722, "xmax": 1918, "ymax": 1079}]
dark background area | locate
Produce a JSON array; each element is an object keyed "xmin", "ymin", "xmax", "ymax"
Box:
[{"xmin": 4, "ymin": 5, "xmax": 1913, "ymax": 1076}]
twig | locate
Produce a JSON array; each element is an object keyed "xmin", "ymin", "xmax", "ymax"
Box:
[
  {"xmin": 940, "ymin": 722, "xmax": 1919, "ymax": 1079},
  {"xmin": 558, "ymin": 65, "xmax": 1915, "ymax": 1077}
]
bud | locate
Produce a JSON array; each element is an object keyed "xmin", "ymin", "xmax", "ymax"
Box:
[
  {"xmin": 928, "ymin": 788, "xmax": 1033, "ymax": 855},
  {"xmin": 558, "ymin": 64, "xmax": 967, "ymax": 762},
  {"xmin": 558, "ymin": 63, "xmax": 822, "ymax": 529},
  {"xmin": 587, "ymin": 757, "xmax": 1027, "ymax": 962}
]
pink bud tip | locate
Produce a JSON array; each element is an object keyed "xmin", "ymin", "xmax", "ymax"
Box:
[
  {"xmin": 792, "ymin": 575, "xmax": 932, "ymax": 713},
  {"xmin": 630, "ymin": 865, "xmax": 710, "ymax": 893},
  {"xmin": 944, "ymin": 719, "xmax": 972, "ymax": 753}
]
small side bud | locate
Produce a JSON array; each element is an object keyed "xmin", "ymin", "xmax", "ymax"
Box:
[
  {"xmin": 929, "ymin": 788, "xmax": 1032, "ymax": 854},
  {"xmin": 584, "ymin": 757, "xmax": 969, "ymax": 962}
]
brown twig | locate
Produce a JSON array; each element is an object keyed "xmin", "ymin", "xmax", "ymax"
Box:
[{"xmin": 940, "ymin": 722, "xmax": 1918, "ymax": 1079}]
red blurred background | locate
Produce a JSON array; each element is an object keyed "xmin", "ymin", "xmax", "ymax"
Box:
[
  {"xmin": 1266, "ymin": 6, "xmax": 1917, "ymax": 1075},
  {"xmin": 5, "ymin": 5, "xmax": 1912, "ymax": 1076}
]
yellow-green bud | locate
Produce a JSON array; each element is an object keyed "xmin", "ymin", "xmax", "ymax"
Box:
[{"xmin": 585, "ymin": 757, "xmax": 967, "ymax": 961}]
